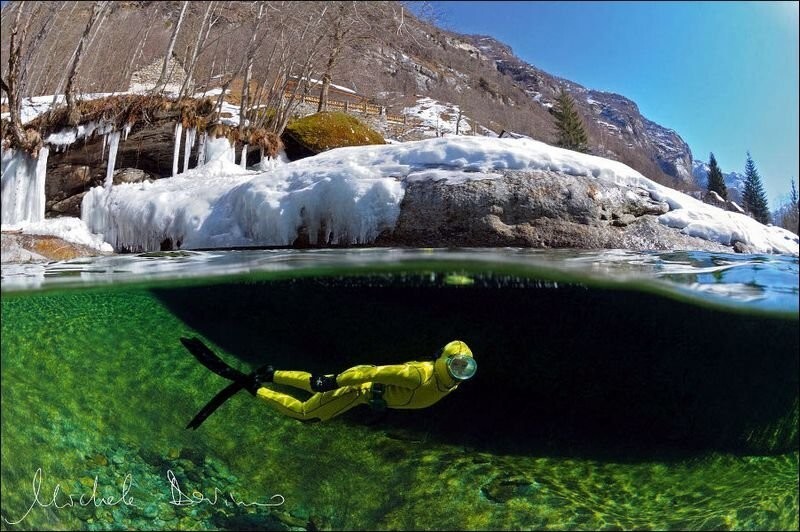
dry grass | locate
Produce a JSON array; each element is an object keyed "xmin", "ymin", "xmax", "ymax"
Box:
[
  {"xmin": 247, "ymin": 128, "xmax": 283, "ymax": 158},
  {"xmin": 224, "ymin": 77, "xmax": 262, "ymax": 106},
  {"xmin": 26, "ymin": 94, "xmax": 219, "ymax": 138},
  {"xmin": 6, "ymin": 93, "xmax": 283, "ymax": 158}
]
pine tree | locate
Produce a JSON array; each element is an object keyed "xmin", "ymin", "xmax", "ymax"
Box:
[
  {"xmin": 706, "ymin": 152, "xmax": 727, "ymax": 200},
  {"xmin": 777, "ymin": 177, "xmax": 799, "ymax": 235},
  {"xmin": 742, "ymin": 152, "xmax": 771, "ymax": 225},
  {"xmin": 552, "ymin": 87, "xmax": 589, "ymax": 153}
]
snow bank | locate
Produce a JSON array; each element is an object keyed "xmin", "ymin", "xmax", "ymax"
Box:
[
  {"xmin": 80, "ymin": 136, "xmax": 799, "ymax": 255},
  {"xmin": 403, "ymin": 97, "xmax": 472, "ymax": 137}
]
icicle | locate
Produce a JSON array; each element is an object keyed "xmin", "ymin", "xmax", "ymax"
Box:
[
  {"xmin": 105, "ymin": 131, "xmax": 121, "ymax": 190},
  {"xmin": 183, "ymin": 127, "xmax": 196, "ymax": 173},
  {"xmin": 1, "ymin": 147, "xmax": 48, "ymax": 224},
  {"xmin": 240, "ymin": 144, "xmax": 248, "ymax": 169},
  {"xmin": 172, "ymin": 122, "xmax": 183, "ymax": 177},
  {"xmin": 32, "ymin": 147, "xmax": 49, "ymax": 222},
  {"xmin": 123, "ymin": 122, "xmax": 132, "ymax": 141},
  {"xmin": 259, "ymin": 147, "xmax": 265, "ymax": 169},
  {"xmin": 204, "ymin": 136, "xmax": 235, "ymax": 163},
  {"xmin": 102, "ymin": 133, "xmax": 107, "ymax": 161},
  {"xmin": 196, "ymin": 132, "xmax": 206, "ymax": 167}
]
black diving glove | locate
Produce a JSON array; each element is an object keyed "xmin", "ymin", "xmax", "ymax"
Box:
[
  {"xmin": 310, "ymin": 374, "xmax": 339, "ymax": 392},
  {"xmin": 245, "ymin": 364, "xmax": 275, "ymax": 396}
]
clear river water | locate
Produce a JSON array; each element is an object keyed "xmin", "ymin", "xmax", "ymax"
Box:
[{"xmin": 1, "ymin": 248, "xmax": 797, "ymax": 531}]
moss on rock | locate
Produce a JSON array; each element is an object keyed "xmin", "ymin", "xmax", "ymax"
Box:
[{"xmin": 282, "ymin": 111, "xmax": 384, "ymax": 160}]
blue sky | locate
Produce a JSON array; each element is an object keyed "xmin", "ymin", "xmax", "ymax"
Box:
[{"xmin": 430, "ymin": 1, "xmax": 799, "ymax": 208}]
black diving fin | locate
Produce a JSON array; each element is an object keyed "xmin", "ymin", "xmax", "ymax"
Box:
[
  {"xmin": 180, "ymin": 337, "xmax": 248, "ymax": 382},
  {"xmin": 186, "ymin": 379, "xmax": 244, "ymax": 430},
  {"xmin": 181, "ymin": 337, "xmax": 249, "ymax": 430}
]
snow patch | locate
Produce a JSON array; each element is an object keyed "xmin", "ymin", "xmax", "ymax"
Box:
[{"xmin": 402, "ymin": 97, "xmax": 473, "ymax": 137}]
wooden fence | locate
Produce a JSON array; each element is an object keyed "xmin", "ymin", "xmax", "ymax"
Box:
[{"xmin": 294, "ymin": 92, "xmax": 407, "ymax": 124}]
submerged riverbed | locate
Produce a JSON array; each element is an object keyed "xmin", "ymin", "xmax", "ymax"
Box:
[{"xmin": 1, "ymin": 249, "xmax": 798, "ymax": 530}]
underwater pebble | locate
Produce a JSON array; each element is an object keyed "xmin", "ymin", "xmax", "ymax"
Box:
[
  {"xmin": 158, "ymin": 503, "xmax": 176, "ymax": 521},
  {"xmin": 112, "ymin": 507, "xmax": 126, "ymax": 523},
  {"xmin": 143, "ymin": 503, "xmax": 158, "ymax": 518},
  {"xmin": 89, "ymin": 453, "xmax": 108, "ymax": 466}
]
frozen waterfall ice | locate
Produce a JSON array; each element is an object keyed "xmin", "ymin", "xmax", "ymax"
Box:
[
  {"xmin": 1, "ymin": 146, "xmax": 50, "ymax": 224},
  {"xmin": 172, "ymin": 122, "xmax": 183, "ymax": 177},
  {"xmin": 105, "ymin": 131, "xmax": 121, "ymax": 189}
]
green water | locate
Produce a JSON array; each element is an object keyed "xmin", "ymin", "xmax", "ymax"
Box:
[{"xmin": 1, "ymin": 252, "xmax": 798, "ymax": 530}]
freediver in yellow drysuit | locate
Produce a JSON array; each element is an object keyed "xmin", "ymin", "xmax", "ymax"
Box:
[
  {"xmin": 181, "ymin": 338, "xmax": 476, "ymax": 428},
  {"xmin": 255, "ymin": 340, "xmax": 476, "ymax": 421}
]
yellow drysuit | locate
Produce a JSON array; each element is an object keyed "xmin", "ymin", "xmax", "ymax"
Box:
[{"xmin": 255, "ymin": 340, "xmax": 474, "ymax": 421}]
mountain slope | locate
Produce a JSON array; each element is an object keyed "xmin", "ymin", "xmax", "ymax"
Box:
[
  {"xmin": 2, "ymin": 1, "xmax": 697, "ymax": 191},
  {"xmin": 460, "ymin": 35, "xmax": 694, "ymax": 187}
]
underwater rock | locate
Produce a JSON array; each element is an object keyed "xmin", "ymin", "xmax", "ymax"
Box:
[{"xmin": 480, "ymin": 475, "xmax": 537, "ymax": 503}]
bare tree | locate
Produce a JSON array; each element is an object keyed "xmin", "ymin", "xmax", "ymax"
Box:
[
  {"xmin": 314, "ymin": 1, "xmax": 414, "ymax": 112},
  {"xmin": 238, "ymin": 1, "xmax": 266, "ymax": 133},
  {"xmin": 1, "ymin": 1, "xmax": 42, "ymax": 153},
  {"xmin": 316, "ymin": 2, "xmax": 358, "ymax": 112},
  {"xmin": 267, "ymin": 2, "xmax": 331, "ymax": 135},
  {"xmin": 122, "ymin": 20, "xmax": 153, "ymax": 91},
  {"xmin": 64, "ymin": 1, "xmax": 107, "ymax": 125},
  {"xmin": 153, "ymin": 0, "xmax": 189, "ymax": 95},
  {"xmin": 178, "ymin": 1, "xmax": 218, "ymax": 99}
]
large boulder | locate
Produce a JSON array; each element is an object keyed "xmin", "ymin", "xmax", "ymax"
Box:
[
  {"xmin": 377, "ymin": 170, "xmax": 738, "ymax": 252},
  {"xmin": 282, "ymin": 111, "xmax": 385, "ymax": 160}
]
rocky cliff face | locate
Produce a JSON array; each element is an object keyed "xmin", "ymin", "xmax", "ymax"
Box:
[{"xmin": 465, "ymin": 35, "xmax": 695, "ymax": 187}]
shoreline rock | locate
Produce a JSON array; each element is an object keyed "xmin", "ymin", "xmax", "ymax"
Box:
[
  {"xmin": 1, "ymin": 231, "xmax": 112, "ymax": 263},
  {"xmin": 376, "ymin": 170, "xmax": 748, "ymax": 253}
]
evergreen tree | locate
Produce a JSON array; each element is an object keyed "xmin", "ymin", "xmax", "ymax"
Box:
[
  {"xmin": 552, "ymin": 87, "xmax": 589, "ymax": 153},
  {"xmin": 777, "ymin": 177, "xmax": 799, "ymax": 234},
  {"xmin": 706, "ymin": 152, "xmax": 727, "ymax": 200},
  {"xmin": 742, "ymin": 152, "xmax": 771, "ymax": 224}
]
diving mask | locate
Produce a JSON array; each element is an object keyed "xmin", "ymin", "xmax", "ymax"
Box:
[{"xmin": 446, "ymin": 354, "xmax": 477, "ymax": 380}]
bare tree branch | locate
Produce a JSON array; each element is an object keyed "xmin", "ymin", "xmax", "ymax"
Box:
[
  {"xmin": 64, "ymin": 1, "xmax": 108, "ymax": 125},
  {"xmin": 153, "ymin": 0, "xmax": 189, "ymax": 95}
]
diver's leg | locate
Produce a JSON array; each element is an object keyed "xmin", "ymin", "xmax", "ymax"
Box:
[
  {"xmin": 273, "ymin": 370, "xmax": 315, "ymax": 393},
  {"xmin": 256, "ymin": 385, "xmax": 367, "ymax": 421}
]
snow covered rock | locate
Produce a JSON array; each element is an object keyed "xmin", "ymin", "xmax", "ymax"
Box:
[{"xmin": 79, "ymin": 136, "xmax": 798, "ymax": 256}]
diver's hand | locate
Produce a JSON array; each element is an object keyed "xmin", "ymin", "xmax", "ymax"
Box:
[
  {"xmin": 310, "ymin": 374, "xmax": 339, "ymax": 392},
  {"xmin": 245, "ymin": 364, "xmax": 274, "ymax": 396}
]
